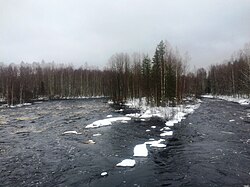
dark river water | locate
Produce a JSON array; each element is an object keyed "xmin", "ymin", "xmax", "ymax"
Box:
[{"xmin": 0, "ymin": 98, "xmax": 249, "ymax": 187}]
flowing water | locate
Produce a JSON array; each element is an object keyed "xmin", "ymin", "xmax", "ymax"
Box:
[{"xmin": 0, "ymin": 98, "xmax": 249, "ymax": 186}]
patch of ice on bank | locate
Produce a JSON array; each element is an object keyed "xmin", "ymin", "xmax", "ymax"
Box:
[
  {"xmin": 165, "ymin": 120, "xmax": 178, "ymax": 127},
  {"xmin": 107, "ymin": 100, "xmax": 114, "ymax": 104},
  {"xmin": 238, "ymin": 99, "xmax": 250, "ymax": 105},
  {"xmin": 121, "ymin": 120, "xmax": 128, "ymax": 123},
  {"xmin": 93, "ymin": 133, "xmax": 102, "ymax": 137},
  {"xmin": 115, "ymin": 109, "xmax": 124, "ymax": 112},
  {"xmin": 215, "ymin": 95, "xmax": 250, "ymax": 106},
  {"xmin": 125, "ymin": 113, "xmax": 141, "ymax": 117},
  {"xmin": 201, "ymin": 95, "xmax": 214, "ymax": 98},
  {"xmin": 160, "ymin": 131, "xmax": 173, "ymax": 137},
  {"xmin": 23, "ymin": 103, "xmax": 32, "ymax": 106},
  {"xmin": 151, "ymin": 126, "xmax": 156, "ymax": 129},
  {"xmin": 146, "ymin": 129, "xmax": 150, "ymax": 132},
  {"xmin": 106, "ymin": 115, "xmax": 112, "ymax": 118},
  {"xmin": 86, "ymin": 117, "xmax": 131, "ymax": 128},
  {"xmin": 116, "ymin": 159, "xmax": 136, "ymax": 167},
  {"xmin": 63, "ymin": 131, "xmax": 81, "ymax": 135},
  {"xmin": 140, "ymin": 110, "xmax": 152, "ymax": 118},
  {"xmin": 133, "ymin": 144, "xmax": 148, "ymax": 157}
]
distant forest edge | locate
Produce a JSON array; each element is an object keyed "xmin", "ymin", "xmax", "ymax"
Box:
[{"xmin": 0, "ymin": 41, "xmax": 249, "ymax": 106}]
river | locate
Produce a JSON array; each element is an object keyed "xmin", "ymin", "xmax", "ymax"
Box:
[{"xmin": 0, "ymin": 98, "xmax": 249, "ymax": 186}]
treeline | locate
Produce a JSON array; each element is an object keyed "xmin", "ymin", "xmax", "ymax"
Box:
[
  {"xmin": 0, "ymin": 62, "xmax": 109, "ymax": 105},
  {"xmin": 193, "ymin": 43, "xmax": 250, "ymax": 97},
  {"xmin": 1, "ymin": 41, "xmax": 249, "ymax": 106}
]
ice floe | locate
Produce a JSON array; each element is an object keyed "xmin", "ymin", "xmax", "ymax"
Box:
[
  {"xmin": 101, "ymin": 172, "xmax": 108, "ymax": 176},
  {"xmin": 160, "ymin": 131, "xmax": 173, "ymax": 137},
  {"xmin": 93, "ymin": 133, "xmax": 102, "ymax": 137},
  {"xmin": 84, "ymin": 140, "xmax": 96, "ymax": 144},
  {"xmin": 160, "ymin": 127, "xmax": 171, "ymax": 131},
  {"xmin": 63, "ymin": 131, "xmax": 81, "ymax": 135},
  {"xmin": 116, "ymin": 159, "xmax": 136, "ymax": 167},
  {"xmin": 145, "ymin": 139, "xmax": 166, "ymax": 148},
  {"xmin": 133, "ymin": 144, "xmax": 148, "ymax": 157}
]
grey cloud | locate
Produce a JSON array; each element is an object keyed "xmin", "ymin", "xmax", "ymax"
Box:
[{"xmin": 0, "ymin": 0, "xmax": 250, "ymax": 69}]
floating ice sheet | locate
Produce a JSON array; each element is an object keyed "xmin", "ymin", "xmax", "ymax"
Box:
[
  {"xmin": 116, "ymin": 159, "xmax": 136, "ymax": 167},
  {"xmin": 63, "ymin": 131, "xmax": 81, "ymax": 135},
  {"xmin": 133, "ymin": 144, "xmax": 148, "ymax": 157},
  {"xmin": 86, "ymin": 117, "xmax": 131, "ymax": 128}
]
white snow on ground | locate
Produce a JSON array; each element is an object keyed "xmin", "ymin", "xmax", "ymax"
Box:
[
  {"xmin": 229, "ymin": 119, "xmax": 235, "ymax": 122},
  {"xmin": 133, "ymin": 144, "xmax": 148, "ymax": 157},
  {"xmin": 151, "ymin": 126, "xmax": 156, "ymax": 129},
  {"xmin": 146, "ymin": 129, "xmax": 151, "ymax": 132},
  {"xmin": 85, "ymin": 117, "xmax": 131, "ymax": 128},
  {"xmin": 63, "ymin": 131, "xmax": 81, "ymax": 135},
  {"xmin": 116, "ymin": 159, "xmax": 136, "ymax": 167},
  {"xmin": 106, "ymin": 115, "xmax": 112, "ymax": 118},
  {"xmin": 202, "ymin": 94, "xmax": 250, "ymax": 105}
]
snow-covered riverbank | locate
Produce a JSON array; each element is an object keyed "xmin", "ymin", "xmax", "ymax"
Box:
[{"xmin": 201, "ymin": 95, "xmax": 250, "ymax": 105}]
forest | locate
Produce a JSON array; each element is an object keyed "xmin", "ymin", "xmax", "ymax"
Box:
[{"xmin": 0, "ymin": 41, "xmax": 249, "ymax": 106}]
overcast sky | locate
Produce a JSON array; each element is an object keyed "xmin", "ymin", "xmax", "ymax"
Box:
[{"xmin": 1, "ymin": 0, "xmax": 250, "ymax": 69}]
